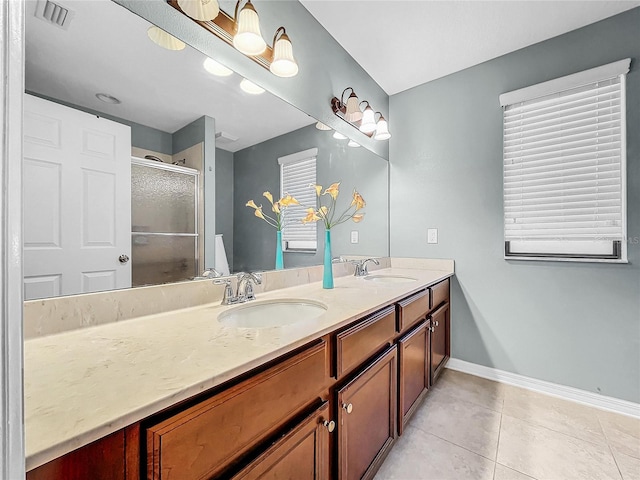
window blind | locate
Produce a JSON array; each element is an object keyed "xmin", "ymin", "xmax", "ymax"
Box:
[
  {"xmin": 502, "ymin": 65, "xmax": 628, "ymax": 261},
  {"xmin": 279, "ymin": 149, "xmax": 317, "ymax": 250}
]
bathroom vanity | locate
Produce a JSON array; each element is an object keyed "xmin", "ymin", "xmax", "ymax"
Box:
[{"xmin": 24, "ymin": 265, "xmax": 451, "ymax": 479}]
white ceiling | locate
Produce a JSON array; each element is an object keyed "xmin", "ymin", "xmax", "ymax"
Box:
[
  {"xmin": 25, "ymin": 0, "xmax": 314, "ymax": 152},
  {"xmin": 300, "ymin": 0, "xmax": 640, "ymax": 95}
]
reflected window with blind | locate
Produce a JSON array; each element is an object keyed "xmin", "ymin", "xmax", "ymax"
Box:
[
  {"xmin": 278, "ymin": 148, "xmax": 318, "ymax": 252},
  {"xmin": 500, "ymin": 59, "xmax": 629, "ymax": 262}
]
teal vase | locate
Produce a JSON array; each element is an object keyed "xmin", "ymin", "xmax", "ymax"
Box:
[
  {"xmin": 323, "ymin": 229, "xmax": 333, "ymax": 289},
  {"xmin": 276, "ymin": 230, "xmax": 284, "ymax": 270}
]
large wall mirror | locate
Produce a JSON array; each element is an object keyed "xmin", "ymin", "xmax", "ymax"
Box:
[{"xmin": 23, "ymin": 0, "xmax": 389, "ymax": 300}]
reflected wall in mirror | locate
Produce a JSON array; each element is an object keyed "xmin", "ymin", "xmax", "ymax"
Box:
[{"xmin": 23, "ymin": 0, "xmax": 389, "ymax": 300}]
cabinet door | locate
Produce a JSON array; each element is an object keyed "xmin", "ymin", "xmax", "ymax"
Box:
[
  {"xmin": 430, "ymin": 303, "xmax": 450, "ymax": 384},
  {"xmin": 232, "ymin": 402, "xmax": 332, "ymax": 480},
  {"xmin": 398, "ymin": 321, "xmax": 429, "ymax": 435},
  {"xmin": 337, "ymin": 346, "xmax": 397, "ymax": 480}
]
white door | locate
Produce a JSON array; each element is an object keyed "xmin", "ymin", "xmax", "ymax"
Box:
[{"xmin": 23, "ymin": 94, "xmax": 132, "ymax": 300}]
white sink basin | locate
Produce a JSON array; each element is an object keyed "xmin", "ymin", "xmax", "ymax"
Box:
[
  {"xmin": 363, "ymin": 275, "xmax": 418, "ymax": 284},
  {"xmin": 218, "ymin": 299, "xmax": 327, "ymax": 329}
]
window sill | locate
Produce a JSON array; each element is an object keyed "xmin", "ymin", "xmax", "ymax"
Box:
[{"xmin": 504, "ymin": 256, "xmax": 629, "ymax": 265}]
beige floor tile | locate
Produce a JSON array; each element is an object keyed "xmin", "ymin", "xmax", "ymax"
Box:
[
  {"xmin": 497, "ymin": 414, "xmax": 622, "ymax": 480},
  {"xmin": 502, "ymin": 386, "xmax": 607, "ymax": 445},
  {"xmin": 598, "ymin": 410, "xmax": 640, "ymax": 459},
  {"xmin": 411, "ymin": 388, "xmax": 502, "ymax": 459},
  {"xmin": 494, "ymin": 463, "xmax": 537, "ymax": 480},
  {"xmin": 435, "ymin": 369, "xmax": 506, "ymax": 412},
  {"xmin": 614, "ymin": 450, "xmax": 640, "ymax": 480},
  {"xmin": 374, "ymin": 423, "xmax": 495, "ymax": 480}
]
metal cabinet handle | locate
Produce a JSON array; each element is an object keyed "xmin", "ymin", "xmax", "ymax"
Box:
[
  {"xmin": 118, "ymin": 254, "xmax": 130, "ymax": 264},
  {"xmin": 434, "ymin": 320, "xmax": 439, "ymax": 327},
  {"xmin": 342, "ymin": 403, "xmax": 353, "ymax": 414},
  {"xmin": 323, "ymin": 420, "xmax": 336, "ymax": 432}
]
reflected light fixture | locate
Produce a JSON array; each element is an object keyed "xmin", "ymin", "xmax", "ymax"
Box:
[
  {"xmin": 359, "ymin": 102, "xmax": 377, "ymax": 134},
  {"xmin": 240, "ymin": 78, "xmax": 265, "ymax": 94},
  {"xmin": 348, "ymin": 140, "xmax": 361, "ymax": 148},
  {"xmin": 147, "ymin": 26, "xmax": 185, "ymax": 50},
  {"xmin": 374, "ymin": 113, "xmax": 392, "ymax": 140},
  {"xmin": 96, "ymin": 93, "xmax": 121, "ymax": 104},
  {"xmin": 315, "ymin": 121, "xmax": 331, "ymax": 131},
  {"xmin": 177, "ymin": 0, "xmax": 219, "ymax": 21},
  {"xmin": 333, "ymin": 131, "xmax": 347, "ymax": 140},
  {"xmin": 233, "ymin": 0, "xmax": 267, "ymax": 56},
  {"xmin": 203, "ymin": 57, "xmax": 233, "ymax": 77},
  {"xmin": 270, "ymin": 27, "xmax": 298, "ymax": 77}
]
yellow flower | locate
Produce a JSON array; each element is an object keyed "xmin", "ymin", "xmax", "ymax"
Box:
[
  {"xmin": 272, "ymin": 201, "xmax": 280, "ymax": 214},
  {"xmin": 310, "ymin": 184, "xmax": 322, "ymax": 197},
  {"xmin": 263, "ymin": 191, "xmax": 274, "ymax": 204},
  {"xmin": 351, "ymin": 190, "xmax": 366, "ymax": 210},
  {"xmin": 279, "ymin": 194, "xmax": 300, "ymax": 207},
  {"xmin": 302, "ymin": 208, "xmax": 321, "ymax": 224},
  {"xmin": 246, "ymin": 200, "xmax": 258, "ymax": 209},
  {"xmin": 254, "ymin": 207, "xmax": 265, "ymax": 220},
  {"xmin": 323, "ymin": 182, "xmax": 340, "ymax": 200},
  {"xmin": 352, "ymin": 213, "xmax": 365, "ymax": 223},
  {"xmin": 318, "ymin": 205, "xmax": 329, "ymax": 218}
]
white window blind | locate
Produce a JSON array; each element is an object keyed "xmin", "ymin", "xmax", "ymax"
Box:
[
  {"xmin": 279, "ymin": 148, "xmax": 317, "ymax": 251},
  {"xmin": 502, "ymin": 60, "xmax": 629, "ymax": 261}
]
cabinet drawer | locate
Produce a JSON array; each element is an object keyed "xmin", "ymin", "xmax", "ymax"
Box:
[
  {"xmin": 397, "ymin": 289, "xmax": 430, "ymax": 333},
  {"xmin": 146, "ymin": 339, "xmax": 330, "ymax": 480},
  {"xmin": 336, "ymin": 306, "xmax": 395, "ymax": 379},
  {"xmin": 430, "ymin": 278, "xmax": 450, "ymax": 312}
]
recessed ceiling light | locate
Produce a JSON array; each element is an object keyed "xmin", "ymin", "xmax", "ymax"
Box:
[
  {"xmin": 203, "ymin": 57, "xmax": 233, "ymax": 77},
  {"xmin": 240, "ymin": 78, "xmax": 265, "ymax": 95},
  {"xmin": 96, "ymin": 93, "xmax": 121, "ymax": 104},
  {"xmin": 333, "ymin": 131, "xmax": 347, "ymax": 140}
]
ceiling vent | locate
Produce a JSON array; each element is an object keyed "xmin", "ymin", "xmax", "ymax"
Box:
[
  {"xmin": 215, "ymin": 132, "xmax": 239, "ymax": 145},
  {"xmin": 34, "ymin": 0, "xmax": 74, "ymax": 30}
]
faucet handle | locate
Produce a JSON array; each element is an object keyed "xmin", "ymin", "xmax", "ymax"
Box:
[{"xmin": 214, "ymin": 278, "xmax": 237, "ymax": 305}]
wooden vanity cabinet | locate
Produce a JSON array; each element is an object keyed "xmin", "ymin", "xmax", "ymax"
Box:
[
  {"xmin": 397, "ymin": 320, "xmax": 430, "ymax": 435},
  {"xmin": 336, "ymin": 346, "xmax": 397, "ymax": 480},
  {"xmin": 231, "ymin": 402, "xmax": 332, "ymax": 480},
  {"xmin": 429, "ymin": 302, "xmax": 450, "ymax": 384}
]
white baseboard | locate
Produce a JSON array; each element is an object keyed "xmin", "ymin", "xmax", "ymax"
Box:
[{"xmin": 446, "ymin": 358, "xmax": 640, "ymax": 419}]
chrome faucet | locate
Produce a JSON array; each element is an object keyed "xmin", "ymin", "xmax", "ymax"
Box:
[
  {"xmin": 235, "ymin": 272, "xmax": 262, "ymax": 303},
  {"xmin": 214, "ymin": 277, "xmax": 237, "ymax": 305},
  {"xmin": 201, "ymin": 268, "xmax": 223, "ymax": 278},
  {"xmin": 353, "ymin": 258, "xmax": 380, "ymax": 277}
]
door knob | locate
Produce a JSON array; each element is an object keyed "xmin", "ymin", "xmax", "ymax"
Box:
[
  {"xmin": 118, "ymin": 254, "xmax": 130, "ymax": 264},
  {"xmin": 342, "ymin": 403, "xmax": 353, "ymax": 414},
  {"xmin": 323, "ymin": 420, "xmax": 336, "ymax": 432}
]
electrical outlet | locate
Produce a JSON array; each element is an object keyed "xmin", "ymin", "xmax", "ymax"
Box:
[
  {"xmin": 427, "ymin": 228, "xmax": 438, "ymax": 244},
  {"xmin": 350, "ymin": 231, "xmax": 359, "ymax": 244}
]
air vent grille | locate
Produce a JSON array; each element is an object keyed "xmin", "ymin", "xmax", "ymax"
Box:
[{"xmin": 35, "ymin": 0, "xmax": 74, "ymax": 29}]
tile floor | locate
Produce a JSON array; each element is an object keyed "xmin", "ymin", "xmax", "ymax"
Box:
[{"xmin": 374, "ymin": 369, "xmax": 640, "ymax": 480}]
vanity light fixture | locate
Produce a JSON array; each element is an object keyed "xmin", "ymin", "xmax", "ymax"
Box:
[
  {"xmin": 330, "ymin": 89, "xmax": 390, "ymax": 141},
  {"xmin": 374, "ymin": 113, "xmax": 392, "ymax": 140},
  {"xmin": 315, "ymin": 121, "xmax": 332, "ymax": 131},
  {"xmin": 169, "ymin": 0, "xmax": 299, "ymax": 77},
  {"xmin": 348, "ymin": 140, "xmax": 361, "ymax": 148},
  {"xmin": 240, "ymin": 78, "xmax": 265, "ymax": 95},
  {"xmin": 177, "ymin": 0, "xmax": 220, "ymax": 21},
  {"xmin": 333, "ymin": 131, "xmax": 347, "ymax": 140},
  {"xmin": 203, "ymin": 57, "xmax": 233, "ymax": 76},
  {"xmin": 147, "ymin": 25, "xmax": 185, "ymax": 50}
]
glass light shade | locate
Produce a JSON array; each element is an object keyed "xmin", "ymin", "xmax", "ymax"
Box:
[
  {"xmin": 270, "ymin": 33, "xmax": 298, "ymax": 77},
  {"xmin": 240, "ymin": 78, "xmax": 265, "ymax": 95},
  {"xmin": 344, "ymin": 93, "xmax": 362, "ymax": 122},
  {"xmin": 374, "ymin": 116, "xmax": 391, "ymax": 140},
  {"xmin": 315, "ymin": 121, "xmax": 331, "ymax": 131},
  {"xmin": 203, "ymin": 57, "xmax": 233, "ymax": 77},
  {"xmin": 147, "ymin": 26, "xmax": 185, "ymax": 51},
  {"xmin": 359, "ymin": 105, "xmax": 377, "ymax": 134},
  {"xmin": 178, "ymin": 0, "xmax": 219, "ymax": 21},
  {"xmin": 348, "ymin": 140, "xmax": 361, "ymax": 148},
  {"xmin": 333, "ymin": 131, "xmax": 347, "ymax": 140},
  {"xmin": 233, "ymin": 3, "xmax": 267, "ymax": 56}
]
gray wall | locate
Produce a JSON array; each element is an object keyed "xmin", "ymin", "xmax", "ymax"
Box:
[
  {"xmin": 234, "ymin": 124, "xmax": 389, "ymax": 272},
  {"xmin": 115, "ymin": 0, "xmax": 389, "ymax": 159},
  {"xmin": 215, "ymin": 148, "xmax": 234, "ymax": 271},
  {"xmin": 390, "ymin": 8, "xmax": 640, "ymax": 403}
]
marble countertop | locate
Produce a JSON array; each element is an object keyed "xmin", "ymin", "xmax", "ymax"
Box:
[{"xmin": 24, "ymin": 266, "xmax": 453, "ymax": 471}]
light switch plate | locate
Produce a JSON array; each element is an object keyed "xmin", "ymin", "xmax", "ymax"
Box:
[
  {"xmin": 427, "ymin": 228, "xmax": 438, "ymax": 244},
  {"xmin": 350, "ymin": 231, "xmax": 359, "ymax": 244}
]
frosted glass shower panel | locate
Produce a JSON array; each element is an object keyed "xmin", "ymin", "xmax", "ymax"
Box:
[
  {"xmin": 132, "ymin": 235, "xmax": 197, "ymax": 286},
  {"xmin": 132, "ymin": 163, "xmax": 196, "ymax": 234}
]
